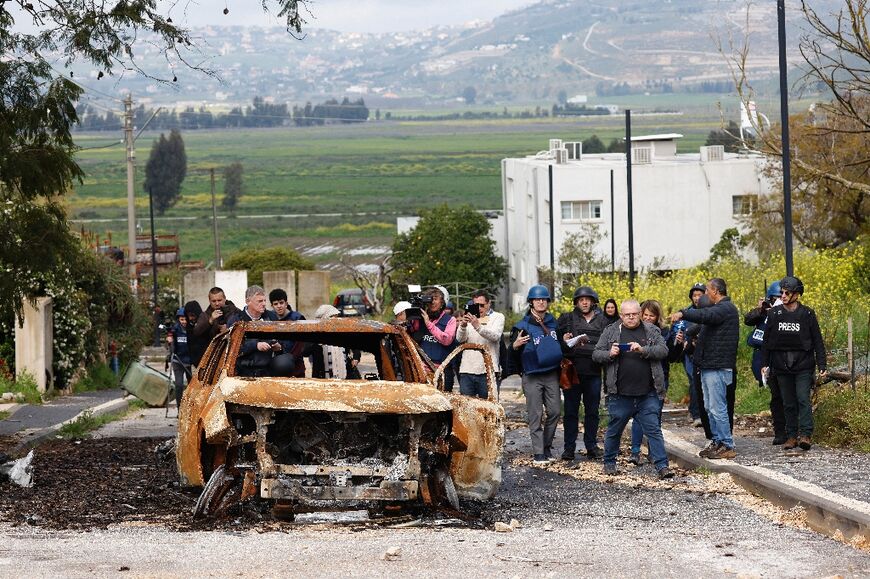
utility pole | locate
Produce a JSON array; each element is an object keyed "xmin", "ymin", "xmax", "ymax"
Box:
[
  {"xmin": 210, "ymin": 168, "xmax": 222, "ymax": 269},
  {"xmin": 124, "ymin": 94, "xmax": 137, "ymax": 286}
]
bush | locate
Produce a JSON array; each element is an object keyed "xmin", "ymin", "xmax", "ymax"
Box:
[
  {"xmin": 73, "ymin": 363, "xmax": 118, "ymax": 393},
  {"xmin": 814, "ymin": 384, "xmax": 870, "ymax": 451},
  {"xmin": 0, "ymin": 371, "xmax": 43, "ymax": 405},
  {"xmin": 224, "ymin": 247, "xmax": 315, "ymax": 287}
]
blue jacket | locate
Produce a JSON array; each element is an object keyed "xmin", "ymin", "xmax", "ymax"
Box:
[
  {"xmin": 170, "ymin": 322, "xmax": 191, "ymax": 365},
  {"xmin": 510, "ymin": 313, "xmax": 560, "ymax": 375}
]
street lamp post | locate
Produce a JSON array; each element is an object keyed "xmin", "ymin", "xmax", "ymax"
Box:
[{"xmin": 777, "ymin": 0, "xmax": 794, "ymax": 276}]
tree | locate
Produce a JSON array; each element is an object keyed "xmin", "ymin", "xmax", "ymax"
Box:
[
  {"xmin": 606, "ymin": 138, "xmax": 623, "ymax": 153},
  {"xmin": 0, "ymin": 0, "xmax": 307, "ymax": 323},
  {"xmin": 339, "ymin": 254, "xmax": 393, "ymax": 316},
  {"xmin": 462, "ymin": 86, "xmax": 477, "ymax": 104},
  {"xmin": 705, "ymin": 227, "xmax": 747, "ymax": 267},
  {"xmin": 718, "ymin": 1, "xmax": 869, "ymax": 250},
  {"xmin": 705, "ymin": 120, "xmax": 742, "ymax": 153},
  {"xmin": 222, "ymin": 162, "xmax": 244, "ymax": 213},
  {"xmin": 224, "ymin": 247, "xmax": 315, "ymax": 287},
  {"xmin": 583, "ymin": 135, "xmax": 606, "ymax": 154},
  {"xmin": 391, "ymin": 205, "xmax": 507, "ymax": 292},
  {"xmin": 143, "ymin": 129, "xmax": 187, "ymax": 215}
]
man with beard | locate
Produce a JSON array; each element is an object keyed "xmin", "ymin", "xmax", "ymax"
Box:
[{"xmin": 557, "ymin": 286, "xmax": 607, "ymax": 460}]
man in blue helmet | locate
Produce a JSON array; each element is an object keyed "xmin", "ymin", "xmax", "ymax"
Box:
[
  {"xmin": 509, "ymin": 285, "xmax": 562, "ymax": 464},
  {"xmin": 557, "ymin": 285, "xmax": 607, "ymax": 460},
  {"xmin": 744, "ymin": 280, "xmax": 786, "ymax": 445},
  {"xmin": 762, "ymin": 276, "xmax": 827, "ymax": 451}
]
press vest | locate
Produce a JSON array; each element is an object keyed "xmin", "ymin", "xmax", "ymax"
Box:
[{"xmin": 420, "ymin": 311, "xmax": 453, "ymax": 364}]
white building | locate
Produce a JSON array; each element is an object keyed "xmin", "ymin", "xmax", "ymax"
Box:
[{"xmin": 501, "ymin": 134, "xmax": 771, "ymax": 311}]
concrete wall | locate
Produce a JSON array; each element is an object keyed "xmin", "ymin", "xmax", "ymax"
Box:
[
  {"xmin": 262, "ymin": 271, "xmax": 298, "ymax": 311},
  {"xmin": 14, "ymin": 297, "xmax": 53, "ymax": 393},
  {"xmin": 296, "ymin": 271, "xmax": 331, "ymax": 319},
  {"xmin": 184, "ymin": 270, "xmax": 248, "ymax": 310}
]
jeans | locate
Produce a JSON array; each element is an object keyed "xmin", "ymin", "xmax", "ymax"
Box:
[
  {"xmin": 561, "ymin": 374, "xmax": 602, "ymax": 456},
  {"xmin": 700, "ymin": 368, "xmax": 734, "ymax": 449},
  {"xmin": 684, "ymin": 356, "xmax": 700, "ymax": 420},
  {"xmin": 604, "ymin": 392, "xmax": 669, "ymax": 471},
  {"xmin": 630, "ymin": 394, "xmax": 665, "ymax": 454},
  {"xmin": 522, "ymin": 370, "xmax": 561, "ymax": 456},
  {"xmin": 777, "ymin": 371, "xmax": 814, "ymax": 438},
  {"xmin": 459, "ymin": 373, "xmax": 489, "ymax": 399},
  {"xmin": 171, "ymin": 362, "xmax": 191, "ymax": 409}
]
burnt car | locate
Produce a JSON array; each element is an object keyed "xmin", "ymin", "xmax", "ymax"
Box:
[{"xmin": 176, "ymin": 318, "xmax": 504, "ymax": 518}]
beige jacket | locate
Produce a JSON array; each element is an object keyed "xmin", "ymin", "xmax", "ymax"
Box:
[{"xmin": 456, "ymin": 311, "xmax": 505, "ymax": 374}]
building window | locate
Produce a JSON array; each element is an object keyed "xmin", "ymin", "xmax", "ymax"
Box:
[
  {"xmin": 732, "ymin": 195, "xmax": 757, "ymax": 216},
  {"xmin": 561, "ymin": 200, "xmax": 602, "ymax": 221}
]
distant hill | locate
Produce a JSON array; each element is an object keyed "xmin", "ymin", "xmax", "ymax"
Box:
[{"xmin": 68, "ymin": 0, "xmax": 829, "ymax": 109}]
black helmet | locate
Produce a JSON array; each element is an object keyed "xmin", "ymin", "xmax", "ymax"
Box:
[
  {"xmin": 572, "ymin": 285, "xmax": 599, "ymax": 304},
  {"xmin": 779, "ymin": 276, "xmax": 804, "ymax": 295},
  {"xmin": 269, "ymin": 353, "xmax": 296, "ymax": 376},
  {"xmin": 689, "ymin": 283, "xmax": 706, "ymax": 300}
]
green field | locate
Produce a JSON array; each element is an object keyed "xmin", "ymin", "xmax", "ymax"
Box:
[{"xmin": 71, "ymin": 112, "xmax": 727, "ymax": 266}]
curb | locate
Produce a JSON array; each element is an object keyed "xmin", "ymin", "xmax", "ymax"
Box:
[
  {"xmin": 663, "ymin": 428, "xmax": 870, "ymax": 545},
  {"xmin": 12, "ymin": 396, "xmax": 132, "ymax": 454}
]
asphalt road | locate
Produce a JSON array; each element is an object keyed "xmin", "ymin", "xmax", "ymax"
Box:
[{"xmin": 2, "ymin": 397, "xmax": 869, "ymax": 578}]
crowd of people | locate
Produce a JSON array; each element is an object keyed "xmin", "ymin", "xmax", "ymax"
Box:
[
  {"xmin": 505, "ymin": 276, "xmax": 827, "ymax": 479},
  {"xmin": 165, "ymin": 277, "xmax": 828, "ymax": 479}
]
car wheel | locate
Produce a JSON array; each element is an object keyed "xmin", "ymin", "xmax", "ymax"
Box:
[
  {"xmin": 435, "ymin": 468, "xmax": 460, "ymax": 511},
  {"xmin": 193, "ymin": 464, "xmax": 240, "ymax": 519}
]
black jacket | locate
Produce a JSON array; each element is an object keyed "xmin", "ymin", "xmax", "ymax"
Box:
[
  {"xmin": 761, "ymin": 303, "xmax": 826, "ymax": 374},
  {"xmin": 556, "ymin": 307, "xmax": 607, "ymax": 375},
  {"xmin": 680, "ymin": 296, "xmax": 739, "ymax": 370}
]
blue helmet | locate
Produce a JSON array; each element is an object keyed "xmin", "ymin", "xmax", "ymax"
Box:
[
  {"xmin": 527, "ymin": 285, "xmax": 551, "ymax": 301},
  {"xmin": 176, "ymin": 308, "xmax": 185, "ymax": 317},
  {"xmin": 766, "ymin": 281, "xmax": 782, "ymax": 299}
]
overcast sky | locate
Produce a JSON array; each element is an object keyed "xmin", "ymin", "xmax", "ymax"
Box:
[{"xmin": 170, "ymin": 0, "xmax": 537, "ymax": 33}]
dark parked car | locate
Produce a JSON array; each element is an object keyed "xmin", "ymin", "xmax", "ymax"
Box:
[{"xmin": 333, "ymin": 288, "xmax": 373, "ymax": 317}]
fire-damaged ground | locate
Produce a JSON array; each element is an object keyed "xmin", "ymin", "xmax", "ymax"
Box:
[{"xmin": 0, "ymin": 437, "xmax": 496, "ymax": 532}]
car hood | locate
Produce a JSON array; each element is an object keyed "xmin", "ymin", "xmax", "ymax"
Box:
[{"xmin": 216, "ymin": 376, "xmax": 453, "ymax": 414}]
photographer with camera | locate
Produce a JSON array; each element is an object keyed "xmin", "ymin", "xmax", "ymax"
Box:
[
  {"xmin": 416, "ymin": 286, "xmax": 458, "ymax": 375},
  {"xmin": 456, "ymin": 290, "xmax": 504, "ymax": 399},
  {"xmin": 744, "ymin": 280, "xmax": 787, "ymax": 445},
  {"xmin": 193, "ymin": 286, "xmax": 241, "ymax": 346}
]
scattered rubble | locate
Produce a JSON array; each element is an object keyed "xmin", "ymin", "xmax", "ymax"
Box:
[{"xmin": 0, "ymin": 450, "xmax": 34, "ymax": 487}]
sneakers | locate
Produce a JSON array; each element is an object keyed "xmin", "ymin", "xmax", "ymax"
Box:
[
  {"xmin": 798, "ymin": 436, "xmax": 812, "ymax": 450},
  {"xmin": 586, "ymin": 447, "xmax": 603, "ymax": 460},
  {"xmin": 708, "ymin": 445, "xmax": 736, "ymax": 460},
  {"xmin": 699, "ymin": 442, "xmax": 719, "ymax": 458},
  {"xmin": 628, "ymin": 453, "xmax": 646, "ymax": 466},
  {"xmin": 782, "ymin": 437, "xmax": 798, "ymax": 450},
  {"xmin": 543, "ymin": 449, "xmax": 557, "ymax": 462},
  {"xmin": 533, "ymin": 454, "xmax": 549, "ymax": 465},
  {"xmin": 560, "ymin": 451, "xmax": 575, "ymax": 461},
  {"xmin": 657, "ymin": 467, "xmax": 675, "ymax": 479},
  {"xmin": 692, "ymin": 418, "xmax": 703, "ymax": 428},
  {"xmin": 603, "ymin": 463, "xmax": 618, "ymax": 475}
]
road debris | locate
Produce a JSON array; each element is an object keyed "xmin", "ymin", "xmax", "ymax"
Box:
[{"xmin": 0, "ymin": 449, "xmax": 34, "ymax": 487}]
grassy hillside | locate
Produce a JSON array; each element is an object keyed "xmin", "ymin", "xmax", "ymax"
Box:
[{"xmin": 70, "ymin": 112, "xmax": 725, "ymax": 267}]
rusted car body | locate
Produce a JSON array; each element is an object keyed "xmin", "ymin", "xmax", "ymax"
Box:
[{"xmin": 176, "ymin": 318, "xmax": 504, "ymax": 517}]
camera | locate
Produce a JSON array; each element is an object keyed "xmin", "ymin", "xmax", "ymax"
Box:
[
  {"xmin": 466, "ymin": 303, "xmax": 481, "ymax": 318},
  {"xmin": 409, "ymin": 293, "xmax": 433, "ymax": 309}
]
